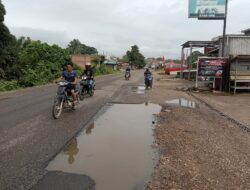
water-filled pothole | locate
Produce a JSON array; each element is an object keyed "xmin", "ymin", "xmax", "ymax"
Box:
[
  {"xmin": 166, "ymin": 98, "xmax": 197, "ymax": 108},
  {"xmin": 128, "ymin": 86, "xmax": 146, "ymax": 94},
  {"xmin": 47, "ymin": 103, "xmax": 161, "ymax": 190}
]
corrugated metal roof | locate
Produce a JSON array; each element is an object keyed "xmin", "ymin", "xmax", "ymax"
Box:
[{"xmin": 182, "ymin": 41, "xmax": 217, "ymax": 48}]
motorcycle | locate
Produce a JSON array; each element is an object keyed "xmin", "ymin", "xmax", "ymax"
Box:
[
  {"xmin": 125, "ymin": 71, "xmax": 131, "ymax": 80},
  {"xmin": 79, "ymin": 75, "xmax": 94, "ymax": 100},
  {"xmin": 145, "ymin": 73, "xmax": 153, "ymax": 89},
  {"xmin": 52, "ymin": 81, "xmax": 80, "ymax": 119}
]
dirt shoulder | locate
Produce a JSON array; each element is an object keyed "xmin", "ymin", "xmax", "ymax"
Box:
[
  {"xmin": 193, "ymin": 92, "xmax": 250, "ymax": 127},
  {"xmin": 147, "ymin": 72, "xmax": 250, "ymax": 189}
]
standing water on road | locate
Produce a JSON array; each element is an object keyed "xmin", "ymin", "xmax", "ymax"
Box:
[
  {"xmin": 47, "ymin": 103, "xmax": 161, "ymax": 190},
  {"xmin": 166, "ymin": 98, "xmax": 196, "ymax": 108}
]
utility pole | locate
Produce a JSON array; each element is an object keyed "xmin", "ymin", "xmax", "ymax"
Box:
[{"xmin": 221, "ymin": 0, "xmax": 228, "ymax": 57}]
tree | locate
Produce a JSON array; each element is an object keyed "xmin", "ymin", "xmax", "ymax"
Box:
[
  {"xmin": 0, "ymin": 0, "xmax": 18, "ymax": 79},
  {"xmin": 187, "ymin": 51, "xmax": 203, "ymax": 68},
  {"xmin": 16, "ymin": 36, "xmax": 31, "ymax": 49},
  {"xmin": 67, "ymin": 39, "xmax": 98, "ymax": 55},
  {"xmin": 126, "ymin": 45, "xmax": 145, "ymax": 69},
  {"xmin": 121, "ymin": 55, "xmax": 129, "ymax": 63},
  {"xmin": 18, "ymin": 41, "xmax": 71, "ymax": 86}
]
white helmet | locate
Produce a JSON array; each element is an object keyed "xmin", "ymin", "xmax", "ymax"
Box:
[{"xmin": 85, "ymin": 62, "xmax": 91, "ymax": 66}]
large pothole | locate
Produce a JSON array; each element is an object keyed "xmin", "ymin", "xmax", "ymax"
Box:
[{"xmin": 47, "ymin": 103, "xmax": 161, "ymax": 190}]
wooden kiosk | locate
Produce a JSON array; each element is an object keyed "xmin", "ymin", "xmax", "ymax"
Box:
[{"xmin": 229, "ymin": 56, "xmax": 250, "ymax": 94}]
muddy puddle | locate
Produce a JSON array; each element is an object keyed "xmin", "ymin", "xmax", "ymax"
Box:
[
  {"xmin": 47, "ymin": 103, "xmax": 161, "ymax": 190},
  {"xmin": 128, "ymin": 86, "xmax": 146, "ymax": 94},
  {"xmin": 166, "ymin": 98, "xmax": 196, "ymax": 108}
]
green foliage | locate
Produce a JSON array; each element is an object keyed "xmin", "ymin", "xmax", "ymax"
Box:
[
  {"xmin": 126, "ymin": 45, "xmax": 145, "ymax": 69},
  {"xmin": 91, "ymin": 55, "xmax": 101, "ymax": 65},
  {"xmin": 0, "ymin": 0, "xmax": 6, "ymax": 23},
  {"xmin": 121, "ymin": 55, "xmax": 129, "ymax": 63},
  {"xmin": 0, "ymin": 0, "xmax": 19, "ymax": 80},
  {"xmin": 17, "ymin": 41, "xmax": 71, "ymax": 87},
  {"xmin": 92, "ymin": 64, "xmax": 116, "ymax": 76},
  {"xmin": 0, "ymin": 80, "xmax": 19, "ymax": 91},
  {"xmin": 187, "ymin": 51, "xmax": 204, "ymax": 69},
  {"xmin": 0, "ymin": 1, "xmax": 103, "ymax": 92},
  {"xmin": 67, "ymin": 39, "xmax": 98, "ymax": 55}
]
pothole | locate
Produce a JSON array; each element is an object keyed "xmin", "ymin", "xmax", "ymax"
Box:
[
  {"xmin": 47, "ymin": 103, "xmax": 161, "ymax": 190},
  {"xmin": 128, "ymin": 85, "xmax": 146, "ymax": 94},
  {"xmin": 166, "ymin": 98, "xmax": 197, "ymax": 108}
]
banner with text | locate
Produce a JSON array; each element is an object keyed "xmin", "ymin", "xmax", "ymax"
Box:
[{"xmin": 189, "ymin": 0, "xmax": 226, "ymax": 19}]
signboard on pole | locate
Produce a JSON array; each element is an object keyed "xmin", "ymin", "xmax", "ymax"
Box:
[
  {"xmin": 196, "ymin": 57, "xmax": 227, "ymax": 90},
  {"xmin": 189, "ymin": 0, "xmax": 226, "ymax": 19},
  {"xmin": 197, "ymin": 57, "xmax": 227, "ymax": 79}
]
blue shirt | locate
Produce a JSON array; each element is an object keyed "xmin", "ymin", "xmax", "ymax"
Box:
[{"xmin": 62, "ymin": 70, "xmax": 77, "ymax": 82}]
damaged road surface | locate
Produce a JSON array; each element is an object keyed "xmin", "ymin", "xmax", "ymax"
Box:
[
  {"xmin": 39, "ymin": 103, "xmax": 160, "ymax": 190},
  {"xmin": 147, "ymin": 73, "xmax": 250, "ymax": 190},
  {"xmin": 0, "ymin": 71, "xmax": 152, "ymax": 190},
  {"xmin": 1, "ymin": 70, "xmax": 249, "ymax": 190}
]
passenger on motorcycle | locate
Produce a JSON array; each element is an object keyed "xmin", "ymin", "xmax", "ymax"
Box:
[
  {"xmin": 82, "ymin": 62, "xmax": 95, "ymax": 88},
  {"xmin": 82, "ymin": 62, "xmax": 94, "ymax": 78},
  {"xmin": 62, "ymin": 63, "xmax": 77, "ymax": 108}
]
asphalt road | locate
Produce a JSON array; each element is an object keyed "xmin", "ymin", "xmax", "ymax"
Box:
[{"xmin": 0, "ymin": 72, "xmax": 144, "ymax": 190}]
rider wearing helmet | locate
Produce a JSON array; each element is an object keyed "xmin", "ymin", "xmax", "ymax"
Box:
[
  {"xmin": 82, "ymin": 62, "xmax": 95, "ymax": 89},
  {"xmin": 144, "ymin": 67, "xmax": 151, "ymax": 77},
  {"xmin": 82, "ymin": 62, "xmax": 94, "ymax": 78}
]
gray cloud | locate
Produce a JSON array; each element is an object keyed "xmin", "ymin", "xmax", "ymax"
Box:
[
  {"xmin": 9, "ymin": 27, "xmax": 70, "ymax": 47},
  {"xmin": 3, "ymin": 0, "xmax": 250, "ymax": 58}
]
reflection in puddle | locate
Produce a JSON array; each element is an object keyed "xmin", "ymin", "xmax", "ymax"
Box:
[
  {"xmin": 166, "ymin": 98, "xmax": 196, "ymax": 108},
  {"xmin": 63, "ymin": 138, "xmax": 79, "ymax": 165},
  {"xmin": 129, "ymin": 86, "xmax": 146, "ymax": 94},
  {"xmin": 47, "ymin": 104, "xmax": 161, "ymax": 190}
]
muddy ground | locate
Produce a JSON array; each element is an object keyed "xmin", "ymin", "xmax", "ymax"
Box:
[{"xmin": 147, "ymin": 72, "xmax": 250, "ymax": 190}]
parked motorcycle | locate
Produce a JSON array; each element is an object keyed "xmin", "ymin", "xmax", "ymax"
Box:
[
  {"xmin": 145, "ymin": 73, "xmax": 153, "ymax": 89},
  {"xmin": 52, "ymin": 81, "xmax": 80, "ymax": 119},
  {"xmin": 125, "ymin": 71, "xmax": 131, "ymax": 80},
  {"xmin": 79, "ymin": 75, "xmax": 94, "ymax": 100}
]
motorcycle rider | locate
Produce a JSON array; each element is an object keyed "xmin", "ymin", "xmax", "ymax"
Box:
[
  {"xmin": 125, "ymin": 66, "xmax": 131, "ymax": 78},
  {"xmin": 62, "ymin": 63, "xmax": 77, "ymax": 108},
  {"xmin": 144, "ymin": 68, "xmax": 152, "ymax": 77},
  {"xmin": 81, "ymin": 62, "xmax": 95, "ymax": 89},
  {"xmin": 144, "ymin": 68, "xmax": 153, "ymax": 86}
]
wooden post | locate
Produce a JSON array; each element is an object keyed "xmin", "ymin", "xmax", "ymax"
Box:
[{"xmin": 180, "ymin": 47, "xmax": 184, "ymax": 79}]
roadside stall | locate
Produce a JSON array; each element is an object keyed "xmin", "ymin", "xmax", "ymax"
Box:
[{"xmin": 229, "ymin": 55, "xmax": 250, "ymax": 94}]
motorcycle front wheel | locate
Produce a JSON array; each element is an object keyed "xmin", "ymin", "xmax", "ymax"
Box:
[
  {"xmin": 79, "ymin": 92, "xmax": 84, "ymax": 100},
  {"xmin": 52, "ymin": 99, "xmax": 63, "ymax": 119}
]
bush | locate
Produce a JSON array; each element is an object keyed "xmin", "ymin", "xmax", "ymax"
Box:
[
  {"xmin": 0, "ymin": 80, "xmax": 19, "ymax": 91},
  {"xmin": 93, "ymin": 64, "xmax": 116, "ymax": 76}
]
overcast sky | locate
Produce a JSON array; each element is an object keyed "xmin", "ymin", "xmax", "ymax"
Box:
[{"xmin": 2, "ymin": 0, "xmax": 250, "ymax": 58}]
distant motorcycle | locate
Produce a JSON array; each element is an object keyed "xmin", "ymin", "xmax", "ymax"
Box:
[
  {"xmin": 52, "ymin": 81, "xmax": 80, "ymax": 119},
  {"xmin": 145, "ymin": 73, "xmax": 153, "ymax": 89},
  {"xmin": 125, "ymin": 71, "xmax": 131, "ymax": 80},
  {"xmin": 79, "ymin": 75, "xmax": 94, "ymax": 100}
]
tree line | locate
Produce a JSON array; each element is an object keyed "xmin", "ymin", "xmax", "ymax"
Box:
[
  {"xmin": 0, "ymin": 0, "xmax": 98, "ymax": 91},
  {"xmin": 0, "ymin": 0, "xmax": 146, "ymax": 91}
]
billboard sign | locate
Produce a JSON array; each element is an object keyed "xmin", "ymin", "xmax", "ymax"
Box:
[
  {"xmin": 189, "ymin": 0, "xmax": 226, "ymax": 19},
  {"xmin": 197, "ymin": 57, "xmax": 227, "ymax": 81}
]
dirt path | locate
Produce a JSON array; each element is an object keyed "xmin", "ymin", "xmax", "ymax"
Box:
[{"xmin": 147, "ymin": 72, "xmax": 250, "ymax": 190}]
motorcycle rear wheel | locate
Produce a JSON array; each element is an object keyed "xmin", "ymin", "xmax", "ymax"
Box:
[{"xmin": 52, "ymin": 99, "xmax": 63, "ymax": 119}]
